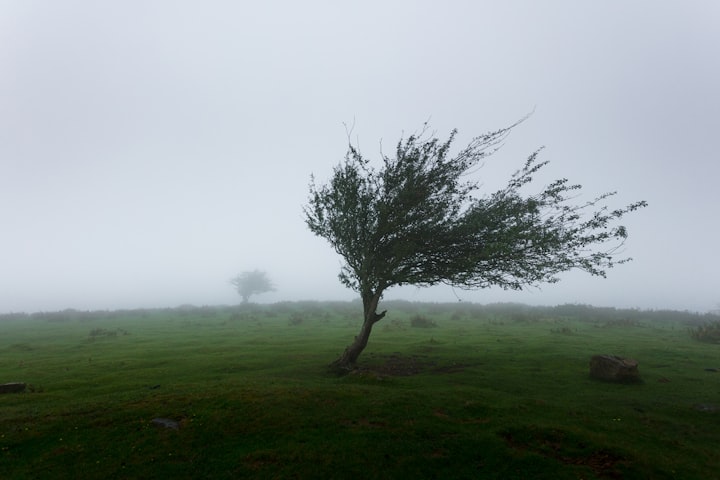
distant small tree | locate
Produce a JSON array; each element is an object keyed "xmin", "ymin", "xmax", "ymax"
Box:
[
  {"xmin": 305, "ymin": 120, "xmax": 647, "ymax": 372},
  {"xmin": 230, "ymin": 270, "xmax": 275, "ymax": 304}
]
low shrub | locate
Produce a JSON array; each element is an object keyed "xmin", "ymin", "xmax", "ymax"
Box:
[
  {"xmin": 88, "ymin": 328, "xmax": 129, "ymax": 339},
  {"xmin": 410, "ymin": 315, "xmax": 436, "ymax": 328},
  {"xmin": 288, "ymin": 313, "xmax": 306, "ymax": 326},
  {"xmin": 689, "ymin": 321, "xmax": 720, "ymax": 343},
  {"xmin": 550, "ymin": 326, "xmax": 575, "ymax": 335}
]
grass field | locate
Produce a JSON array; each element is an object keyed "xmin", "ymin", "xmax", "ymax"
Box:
[{"xmin": 1, "ymin": 301, "xmax": 719, "ymax": 479}]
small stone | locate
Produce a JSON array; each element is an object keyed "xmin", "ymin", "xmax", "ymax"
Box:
[
  {"xmin": 0, "ymin": 382, "xmax": 26, "ymax": 394},
  {"xmin": 151, "ymin": 418, "xmax": 180, "ymax": 430}
]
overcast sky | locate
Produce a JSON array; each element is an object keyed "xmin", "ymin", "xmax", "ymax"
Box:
[{"xmin": 1, "ymin": 1, "xmax": 718, "ymax": 313}]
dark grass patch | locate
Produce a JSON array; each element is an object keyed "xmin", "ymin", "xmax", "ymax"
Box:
[
  {"xmin": 355, "ymin": 352, "xmax": 479, "ymax": 377},
  {"xmin": 499, "ymin": 425, "xmax": 634, "ymax": 478},
  {"xmin": 88, "ymin": 327, "xmax": 129, "ymax": 339},
  {"xmin": 359, "ymin": 352, "xmax": 437, "ymax": 376}
]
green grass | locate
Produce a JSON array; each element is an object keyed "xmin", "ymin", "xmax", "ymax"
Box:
[{"xmin": 1, "ymin": 302, "xmax": 719, "ymax": 479}]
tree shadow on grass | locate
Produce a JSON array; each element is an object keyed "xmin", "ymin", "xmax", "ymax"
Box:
[{"xmin": 349, "ymin": 353, "xmax": 479, "ymax": 378}]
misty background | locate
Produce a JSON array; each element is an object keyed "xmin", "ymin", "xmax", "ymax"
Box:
[{"xmin": 1, "ymin": 1, "xmax": 718, "ymax": 313}]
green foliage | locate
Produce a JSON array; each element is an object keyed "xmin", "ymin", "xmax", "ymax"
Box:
[
  {"xmin": 229, "ymin": 269, "xmax": 275, "ymax": 303},
  {"xmin": 305, "ymin": 121, "xmax": 647, "ymax": 296}
]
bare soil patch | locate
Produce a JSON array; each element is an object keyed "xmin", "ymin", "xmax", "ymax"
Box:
[{"xmin": 356, "ymin": 353, "xmax": 475, "ymax": 377}]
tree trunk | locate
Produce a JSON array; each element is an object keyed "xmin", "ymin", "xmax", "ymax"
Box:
[{"xmin": 329, "ymin": 291, "xmax": 386, "ymax": 373}]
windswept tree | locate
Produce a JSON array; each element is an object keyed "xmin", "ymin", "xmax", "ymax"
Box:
[
  {"xmin": 304, "ymin": 121, "xmax": 647, "ymax": 372},
  {"xmin": 230, "ymin": 270, "xmax": 275, "ymax": 304}
]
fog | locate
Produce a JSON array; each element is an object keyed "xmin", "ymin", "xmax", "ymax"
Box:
[{"xmin": 2, "ymin": 1, "xmax": 718, "ymax": 313}]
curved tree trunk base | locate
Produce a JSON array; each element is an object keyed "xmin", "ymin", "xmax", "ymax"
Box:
[
  {"xmin": 327, "ymin": 342, "xmax": 364, "ymax": 375},
  {"xmin": 328, "ymin": 294, "xmax": 387, "ymax": 375},
  {"xmin": 328, "ymin": 311, "xmax": 387, "ymax": 375},
  {"xmin": 327, "ymin": 358, "xmax": 356, "ymax": 375}
]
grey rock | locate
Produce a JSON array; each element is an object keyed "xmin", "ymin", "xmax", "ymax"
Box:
[
  {"xmin": 151, "ymin": 418, "xmax": 180, "ymax": 430},
  {"xmin": 590, "ymin": 355, "xmax": 640, "ymax": 382}
]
